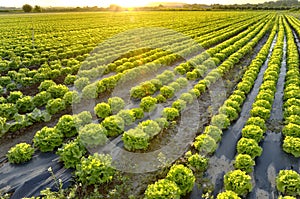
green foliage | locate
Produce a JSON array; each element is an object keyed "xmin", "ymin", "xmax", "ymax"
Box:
[
  {"xmin": 144, "ymin": 179, "xmax": 180, "ymax": 199},
  {"xmin": 217, "ymin": 191, "xmax": 241, "ymax": 199},
  {"xmin": 162, "ymin": 107, "xmax": 179, "ymax": 121},
  {"xmin": 22, "ymin": 4, "xmax": 33, "ymax": 12},
  {"xmin": 174, "ymin": 65, "xmax": 186, "ymax": 75},
  {"xmin": 64, "ymin": 74, "xmax": 76, "ymax": 85},
  {"xmin": 117, "ymin": 109, "xmax": 136, "ymax": 125},
  {"xmin": 38, "ymin": 80, "xmax": 56, "ymax": 92},
  {"xmin": 237, "ymin": 81, "xmax": 252, "ymax": 93},
  {"xmin": 237, "ymin": 138, "xmax": 262, "ymax": 158},
  {"xmin": 250, "ymin": 106, "xmax": 271, "ymax": 121},
  {"xmin": 176, "ymin": 77, "xmax": 189, "ymax": 88},
  {"xmin": 47, "ymin": 84, "xmax": 69, "ymax": 99},
  {"xmin": 276, "ymin": 170, "xmax": 300, "ymax": 196},
  {"xmin": 283, "ymin": 136, "xmax": 300, "ymax": 157},
  {"xmin": 74, "ymin": 111, "xmax": 92, "ymax": 127},
  {"xmin": 94, "ymin": 102, "xmax": 111, "ymax": 119},
  {"xmin": 278, "ymin": 196, "xmax": 297, "ymax": 199},
  {"xmin": 285, "ymin": 115, "xmax": 300, "ymax": 126},
  {"xmin": 155, "ymin": 117, "xmax": 169, "ymax": 129},
  {"xmin": 63, "ymin": 90, "xmax": 81, "ymax": 105},
  {"xmin": 131, "ymin": 108, "xmax": 144, "ymax": 120},
  {"xmin": 76, "ymin": 153, "xmax": 115, "ymax": 185},
  {"xmin": 138, "ymin": 120, "xmax": 161, "ymax": 139},
  {"xmin": 166, "ymin": 164, "xmax": 195, "ymax": 196},
  {"xmin": 194, "ymin": 134, "xmax": 217, "ymax": 155},
  {"xmin": 7, "ymin": 143, "xmax": 34, "ymax": 164},
  {"xmin": 46, "ymin": 98, "xmax": 66, "ymax": 115},
  {"xmin": 283, "ymin": 123, "xmax": 300, "ymax": 138},
  {"xmin": 179, "ymin": 93, "xmax": 194, "ymax": 104},
  {"xmin": 172, "ymin": 99, "xmax": 187, "ymax": 112},
  {"xmin": 74, "ymin": 77, "xmax": 90, "ymax": 91},
  {"xmin": 256, "ymin": 92, "xmax": 274, "ymax": 104},
  {"xmin": 140, "ymin": 96, "xmax": 157, "ymax": 112},
  {"xmin": 224, "ymin": 170, "xmax": 252, "ymax": 196},
  {"xmin": 7, "ymin": 91, "xmax": 23, "ymax": 103},
  {"xmin": 56, "ymin": 115, "xmax": 78, "ymax": 137},
  {"xmin": 234, "ymin": 154, "xmax": 255, "ymax": 173},
  {"xmin": 16, "ymin": 96, "xmax": 35, "ymax": 113},
  {"xmin": 211, "ymin": 114, "xmax": 230, "ymax": 130},
  {"xmin": 0, "ymin": 103, "xmax": 18, "ymax": 119},
  {"xmin": 228, "ymin": 94, "xmax": 244, "ymax": 105},
  {"xmin": 108, "ymin": 97, "xmax": 125, "ymax": 114},
  {"xmin": 204, "ymin": 125, "xmax": 222, "ymax": 143},
  {"xmin": 32, "ymin": 91, "xmax": 52, "ymax": 107},
  {"xmin": 57, "ymin": 140, "xmax": 86, "ymax": 168},
  {"xmin": 187, "ymin": 153, "xmax": 208, "ymax": 172},
  {"xmin": 284, "ymin": 105, "xmax": 300, "ymax": 119},
  {"xmin": 82, "ymin": 83, "xmax": 98, "ymax": 99},
  {"xmin": 245, "ymin": 117, "xmax": 267, "ymax": 132},
  {"xmin": 122, "ymin": 128, "xmax": 150, "ymax": 151},
  {"xmin": 160, "ymin": 85, "xmax": 175, "ymax": 99},
  {"xmin": 33, "ymin": 127, "xmax": 63, "ymax": 152},
  {"xmin": 130, "ymin": 81, "xmax": 156, "ymax": 99},
  {"xmin": 219, "ymin": 105, "xmax": 239, "ymax": 121},
  {"xmin": 241, "ymin": 124, "xmax": 264, "ymax": 142},
  {"xmin": 253, "ymin": 99, "xmax": 272, "ymax": 110},
  {"xmin": 156, "ymin": 94, "xmax": 167, "ymax": 103},
  {"xmin": 169, "ymin": 82, "xmax": 181, "ymax": 92},
  {"xmin": 78, "ymin": 123, "xmax": 108, "ymax": 147},
  {"xmin": 102, "ymin": 115, "xmax": 125, "ymax": 137}
]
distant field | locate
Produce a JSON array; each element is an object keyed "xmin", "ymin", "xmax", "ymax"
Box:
[{"xmin": 1, "ymin": 11, "xmax": 300, "ymax": 199}]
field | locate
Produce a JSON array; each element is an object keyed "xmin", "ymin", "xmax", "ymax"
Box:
[{"xmin": 0, "ymin": 11, "xmax": 300, "ymax": 199}]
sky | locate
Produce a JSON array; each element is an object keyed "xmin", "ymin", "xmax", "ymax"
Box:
[{"xmin": 0, "ymin": 0, "xmax": 267, "ymax": 8}]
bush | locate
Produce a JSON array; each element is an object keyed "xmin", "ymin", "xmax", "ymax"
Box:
[
  {"xmin": 162, "ymin": 107, "xmax": 179, "ymax": 121},
  {"xmin": 276, "ymin": 170, "xmax": 300, "ymax": 196},
  {"xmin": 38, "ymin": 80, "xmax": 56, "ymax": 92},
  {"xmin": 283, "ymin": 136, "xmax": 300, "ymax": 157},
  {"xmin": 283, "ymin": 123, "xmax": 300, "ymax": 138},
  {"xmin": 108, "ymin": 97, "xmax": 125, "ymax": 114},
  {"xmin": 57, "ymin": 140, "xmax": 86, "ymax": 168},
  {"xmin": 219, "ymin": 105, "xmax": 239, "ymax": 121},
  {"xmin": 76, "ymin": 153, "xmax": 115, "ymax": 185},
  {"xmin": 194, "ymin": 134, "xmax": 217, "ymax": 155},
  {"xmin": 187, "ymin": 153, "xmax": 208, "ymax": 172},
  {"xmin": 32, "ymin": 91, "xmax": 52, "ymax": 107},
  {"xmin": 33, "ymin": 127, "xmax": 63, "ymax": 152},
  {"xmin": 217, "ymin": 191, "xmax": 241, "ymax": 199},
  {"xmin": 47, "ymin": 84, "xmax": 69, "ymax": 99},
  {"xmin": 160, "ymin": 86, "xmax": 175, "ymax": 99},
  {"xmin": 16, "ymin": 96, "xmax": 35, "ymax": 113},
  {"xmin": 144, "ymin": 179, "xmax": 180, "ymax": 199},
  {"xmin": 56, "ymin": 115, "xmax": 78, "ymax": 138},
  {"xmin": 204, "ymin": 125, "xmax": 222, "ymax": 143},
  {"xmin": 74, "ymin": 77, "xmax": 90, "ymax": 91},
  {"xmin": 117, "ymin": 109, "xmax": 136, "ymax": 125},
  {"xmin": 250, "ymin": 106, "xmax": 271, "ymax": 121},
  {"xmin": 246, "ymin": 117, "xmax": 267, "ymax": 132},
  {"xmin": 224, "ymin": 170, "xmax": 252, "ymax": 196},
  {"xmin": 166, "ymin": 164, "xmax": 195, "ymax": 196},
  {"xmin": 7, "ymin": 143, "xmax": 34, "ymax": 164},
  {"xmin": 234, "ymin": 154, "xmax": 255, "ymax": 173},
  {"xmin": 122, "ymin": 128, "xmax": 150, "ymax": 151},
  {"xmin": 78, "ymin": 123, "xmax": 108, "ymax": 147},
  {"xmin": 131, "ymin": 108, "xmax": 144, "ymax": 120},
  {"xmin": 94, "ymin": 102, "xmax": 111, "ymax": 119},
  {"xmin": 138, "ymin": 120, "xmax": 161, "ymax": 138},
  {"xmin": 211, "ymin": 114, "xmax": 230, "ymax": 130},
  {"xmin": 140, "ymin": 96, "xmax": 157, "ymax": 112},
  {"xmin": 236, "ymin": 138, "xmax": 262, "ymax": 158},
  {"xmin": 102, "ymin": 115, "xmax": 125, "ymax": 137},
  {"xmin": 172, "ymin": 99, "xmax": 187, "ymax": 112},
  {"xmin": 46, "ymin": 98, "xmax": 66, "ymax": 115},
  {"xmin": 241, "ymin": 124, "xmax": 264, "ymax": 142}
]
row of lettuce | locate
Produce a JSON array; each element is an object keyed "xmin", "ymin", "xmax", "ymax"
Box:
[{"xmin": 0, "ymin": 15, "xmax": 268, "ymax": 138}]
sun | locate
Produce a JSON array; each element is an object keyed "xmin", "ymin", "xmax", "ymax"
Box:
[{"xmin": 110, "ymin": 0, "xmax": 150, "ymax": 7}]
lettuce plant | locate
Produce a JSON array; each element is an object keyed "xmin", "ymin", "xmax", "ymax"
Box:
[
  {"xmin": 224, "ymin": 170, "xmax": 252, "ymax": 196},
  {"xmin": 33, "ymin": 127, "xmax": 63, "ymax": 152},
  {"xmin": 7, "ymin": 143, "xmax": 34, "ymax": 164},
  {"xmin": 144, "ymin": 179, "xmax": 180, "ymax": 199},
  {"xmin": 276, "ymin": 170, "xmax": 300, "ymax": 196},
  {"xmin": 94, "ymin": 102, "xmax": 111, "ymax": 119}
]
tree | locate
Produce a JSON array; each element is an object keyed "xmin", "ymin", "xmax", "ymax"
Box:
[
  {"xmin": 33, "ymin": 5, "xmax": 42, "ymax": 12},
  {"xmin": 22, "ymin": 4, "xmax": 33, "ymax": 13}
]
